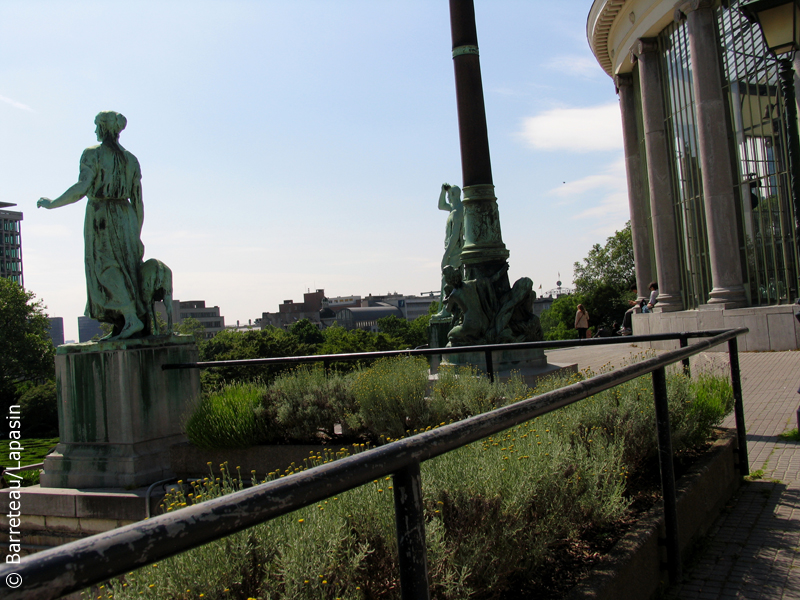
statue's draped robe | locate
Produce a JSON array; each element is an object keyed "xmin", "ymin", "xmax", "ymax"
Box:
[{"xmin": 81, "ymin": 144, "xmax": 145, "ymax": 328}]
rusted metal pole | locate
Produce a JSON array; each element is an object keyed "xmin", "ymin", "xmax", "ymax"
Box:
[
  {"xmin": 728, "ymin": 337, "xmax": 749, "ymax": 475},
  {"xmin": 449, "ymin": 0, "xmax": 492, "ymax": 187},
  {"xmin": 652, "ymin": 366, "xmax": 681, "ymax": 584},
  {"xmin": 448, "ymin": 0, "xmax": 509, "ymax": 276},
  {"xmin": 679, "ymin": 334, "xmax": 690, "ymax": 375},
  {"xmin": 393, "ymin": 462, "xmax": 431, "ymax": 600}
]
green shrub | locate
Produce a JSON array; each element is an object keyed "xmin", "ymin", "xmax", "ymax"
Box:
[
  {"xmin": 18, "ymin": 381, "xmax": 58, "ymax": 437},
  {"xmin": 107, "ymin": 362, "xmax": 735, "ymax": 600},
  {"xmin": 432, "ymin": 364, "xmax": 532, "ymax": 421},
  {"xmin": 351, "ymin": 356, "xmax": 433, "ymax": 439},
  {"xmin": 257, "ymin": 366, "xmax": 362, "ymax": 443},
  {"xmin": 185, "ymin": 382, "xmax": 265, "ymax": 449}
]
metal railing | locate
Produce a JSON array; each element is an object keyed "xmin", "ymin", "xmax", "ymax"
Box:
[{"xmin": 2, "ymin": 328, "xmax": 749, "ymax": 600}]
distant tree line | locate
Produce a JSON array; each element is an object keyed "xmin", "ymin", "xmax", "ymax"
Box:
[{"xmin": 197, "ymin": 308, "xmax": 435, "ymax": 389}]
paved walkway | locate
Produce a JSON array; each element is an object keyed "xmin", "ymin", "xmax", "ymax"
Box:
[{"xmin": 545, "ymin": 343, "xmax": 800, "ymax": 600}]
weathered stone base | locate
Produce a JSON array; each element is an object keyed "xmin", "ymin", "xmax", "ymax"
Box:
[
  {"xmin": 633, "ymin": 304, "xmax": 800, "ymax": 351},
  {"xmin": 41, "ymin": 336, "xmax": 200, "ymax": 489},
  {"xmin": 0, "ymin": 486, "xmax": 160, "ymax": 557},
  {"xmin": 441, "ymin": 348, "xmax": 577, "ymax": 387}
]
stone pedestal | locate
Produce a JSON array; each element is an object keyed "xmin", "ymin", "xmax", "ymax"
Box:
[
  {"xmin": 442, "ymin": 348, "xmax": 576, "ymax": 387},
  {"xmin": 41, "ymin": 336, "xmax": 200, "ymax": 489}
]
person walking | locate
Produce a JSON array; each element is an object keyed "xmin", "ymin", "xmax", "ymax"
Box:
[{"xmin": 575, "ymin": 304, "xmax": 590, "ymax": 340}]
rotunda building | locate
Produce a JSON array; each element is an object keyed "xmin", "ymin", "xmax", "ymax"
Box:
[{"xmin": 588, "ymin": 0, "xmax": 800, "ymax": 349}]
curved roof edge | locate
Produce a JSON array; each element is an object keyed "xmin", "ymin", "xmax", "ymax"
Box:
[
  {"xmin": 587, "ymin": 0, "xmax": 689, "ymax": 78},
  {"xmin": 587, "ymin": 0, "xmax": 628, "ymax": 78}
]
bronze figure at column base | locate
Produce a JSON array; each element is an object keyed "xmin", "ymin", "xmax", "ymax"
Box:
[{"xmin": 441, "ymin": 260, "xmax": 543, "ymax": 347}]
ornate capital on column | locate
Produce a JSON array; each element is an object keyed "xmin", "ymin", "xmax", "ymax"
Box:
[
  {"xmin": 674, "ymin": 0, "xmax": 715, "ymax": 22},
  {"xmin": 634, "ymin": 38, "xmax": 659, "ymax": 58},
  {"xmin": 615, "ymin": 73, "xmax": 634, "ymax": 94}
]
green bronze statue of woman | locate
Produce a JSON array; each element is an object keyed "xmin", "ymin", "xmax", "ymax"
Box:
[{"xmin": 38, "ymin": 111, "xmax": 146, "ymax": 340}]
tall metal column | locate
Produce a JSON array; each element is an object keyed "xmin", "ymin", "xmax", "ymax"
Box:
[{"xmin": 449, "ymin": 0, "xmax": 510, "ymax": 284}]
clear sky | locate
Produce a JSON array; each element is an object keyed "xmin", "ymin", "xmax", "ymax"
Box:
[{"xmin": 1, "ymin": 1, "xmax": 624, "ymax": 342}]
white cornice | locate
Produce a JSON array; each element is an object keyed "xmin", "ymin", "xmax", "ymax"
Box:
[
  {"xmin": 587, "ymin": 0, "xmax": 690, "ymax": 78},
  {"xmin": 587, "ymin": 0, "xmax": 629, "ymax": 78}
]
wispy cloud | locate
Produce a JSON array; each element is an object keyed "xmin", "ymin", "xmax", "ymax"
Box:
[
  {"xmin": 542, "ymin": 54, "xmax": 603, "ymax": 79},
  {"xmin": 0, "ymin": 94, "xmax": 33, "ymax": 112},
  {"xmin": 518, "ymin": 102, "xmax": 622, "ymax": 152},
  {"xmin": 548, "ymin": 157, "xmax": 629, "ymax": 231}
]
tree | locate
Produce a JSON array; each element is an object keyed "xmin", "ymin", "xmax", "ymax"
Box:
[
  {"xmin": 174, "ymin": 316, "xmax": 208, "ymax": 339},
  {"xmin": 0, "ymin": 279, "xmax": 56, "ymax": 414},
  {"xmin": 572, "ymin": 222, "xmax": 635, "ymax": 328},
  {"xmin": 199, "ymin": 327, "xmax": 315, "ymax": 388},
  {"xmin": 289, "ymin": 319, "xmax": 324, "ymax": 346},
  {"xmin": 377, "ymin": 314, "xmax": 431, "ymax": 349},
  {"xmin": 539, "ymin": 295, "xmax": 579, "ymax": 341},
  {"xmin": 573, "ymin": 222, "xmax": 635, "ymax": 296},
  {"xmin": 19, "ymin": 381, "xmax": 59, "ymax": 437}
]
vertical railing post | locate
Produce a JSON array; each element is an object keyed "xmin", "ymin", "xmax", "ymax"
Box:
[
  {"xmin": 652, "ymin": 366, "xmax": 682, "ymax": 584},
  {"xmin": 485, "ymin": 349, "xmax": 494, "ymax": 383},
  {"xmin": 393, "ymin": 461, "xmax": 431, "ymax": 600},
  {"xmin": 728, "ymin": 337, "xmax": 749, "ymax": 476},
  {"xmin": 679, "ymin": 335, "xmax": 690, "ymax": 375}
]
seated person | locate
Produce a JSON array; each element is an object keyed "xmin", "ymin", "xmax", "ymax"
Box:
[
  {"xmin": 646, "ymin": 281, "xmax": 658, "ymax": 310},
  {"xmin": 618, "ymin": 285, "xmax": 643, "ymax": 335},
  {"xmin": 619, "ymin": 282, "xmax": 658, "ymax": 335}
]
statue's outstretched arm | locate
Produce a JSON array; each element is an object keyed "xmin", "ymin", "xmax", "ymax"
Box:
[
  {"xmin": 438, "ymin": 183, "xmax": 451, "ymax": 212},
  {"xmin": 37, "ymin": 164, "xmax": 94, "ymax": 210}
]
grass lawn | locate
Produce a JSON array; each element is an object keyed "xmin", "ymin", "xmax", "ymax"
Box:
[{"xmin": 0, "ymin": 437, "xmax": 59, "ymax": 468}]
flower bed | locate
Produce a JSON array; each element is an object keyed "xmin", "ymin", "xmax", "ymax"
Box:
[{"xmin": 99, "ymin": 358, "xmax": 735, "ymax": 599}]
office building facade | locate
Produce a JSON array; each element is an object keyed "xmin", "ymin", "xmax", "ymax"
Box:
[{"xmin": 0, "ymin": 202, "xmax": 23, "ymax": 286}]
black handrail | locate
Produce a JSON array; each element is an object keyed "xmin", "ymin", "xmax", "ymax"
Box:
[
  {"xmin": 162, "ymin": 328, "xmax": 741, "ymax": 377},
  {"xmin": 2, "ymin": 328, "xmax": 749, "ymax": 600}
]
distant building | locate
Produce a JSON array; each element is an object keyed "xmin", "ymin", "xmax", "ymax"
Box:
[
  {"xmin": 172, "ymin": 300, "xmax": 226, "ymax": 339},
  {"xmin": 387, "ymin": 296, "xmax": 437, "ymax": 320},
  {"xmin": 532, "ymin": 297, "xmax": 554, "ymax": 317},
  {"xmin": 327, "ymin": 295, "xmax": 361, "ymax": 309},
  {"xmin": 78, "ymin": 316, "xmax": 104, "ymax": 342},
  {"xmin": 0, "ymin": 202, "xmax": 23, "ymax": 286},
  {"xmin": 263, "ymin": 289, "xmax": 442, "ymax": 331},
  {"xmin": 261, "ymin": 289, "xmax": 330, "ymax": 329},
  {"xmin": 48, "ymin": 317, "xmax": 64, "ymax": 347},
  {"xmin": 335, "ymin": 305, "xmax": 404, "ymax": 332}
]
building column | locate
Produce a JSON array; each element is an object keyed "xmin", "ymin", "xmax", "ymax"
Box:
[
  {"xmin": 616, "ymin": 73, "xmax": 655, "ymax": 299},
  {"xmin": 634, "ymin": 39, "xmax": 684, "ymax": 311},
  {"xmin": 678, "ymin": 0, "xmax": 748, "ymax": 307}
]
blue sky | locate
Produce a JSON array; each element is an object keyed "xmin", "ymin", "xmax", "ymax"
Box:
[{"xmin": 1, "ymin": 1, "xmax": 624, "ymax": 341}]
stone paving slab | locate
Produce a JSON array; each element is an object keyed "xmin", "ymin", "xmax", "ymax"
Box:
[{"xmin": 546, "ymin": 343, "xmax": 800, "ymax": 600}]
